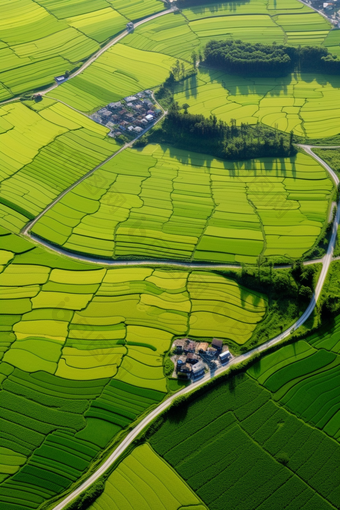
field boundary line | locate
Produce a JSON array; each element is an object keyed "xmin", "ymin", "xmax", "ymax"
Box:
[
  {"xmin": 0, "ymin": 8, "xmax": 175, "ymax": 106},
  {"xmin": 49, "ymin": 146, "xmax": 340, "ymax": 510}
]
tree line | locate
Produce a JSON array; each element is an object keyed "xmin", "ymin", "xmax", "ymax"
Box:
[
  {"xmin": 150, "ymin": 101, "xmax": 297, "ymax": 160},
  {"xmin": 204, "ymin": 40, "xmax": 340, "ymax": 76}
]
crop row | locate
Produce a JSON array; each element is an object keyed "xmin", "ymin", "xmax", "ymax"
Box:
[
  {"xmin": 0, "ymin": 0, "xmax": 165, "ymax": 100},
  {"xmin": 0, "ymin": 101, "xmax": 117, "ymax": 224},
  {"xmin": 90, "ymin": 443, "xmax": 202, "ymax": 510},
  {"xmin": 49, "ymin": 43, "xmax": 188, "ymax": 113},
  {"xmin": 32, "ymin": 145, "xmax": 332, "ymax": 264},
  {"xmin": 150, "ymin": 373, "xmax": 339, "ymax": 509}
]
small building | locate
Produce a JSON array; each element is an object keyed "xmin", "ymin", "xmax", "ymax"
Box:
[
  {"xmin": 124, "ymin": 96, "xmax": 137, "ymax": 102},
  {"xmin": 191, "ymin": 361, "xmax": 205, "ymax": 379},
  {"xmin": 173, "ymin": 339, "xmax": 186, "ymax": 354},
  {"xmin": 126, "ymin": 22, "xmax": 134, "ymax": 31},
  {"xmin": 219, "ymin": 349, "xmax": 231, "ymax": 365},
  {"xmin": 198, "ymin": 342, "xmax": 209, "ymax": 353},
  {"xmin": 134, "ymin": 126, "xmax": 143, "ymax": 133},
  {"xmin": 184, "ymin": 340, "xmax": 196, "ymax": 354},
  {"xmin": 186, "ymin": 353, "xmax": 199, "ymax": 365},
  {"xmin": 55, "ymin": 75, "xmax": 66, "ymax": 83},
  {"xmin": 211, "ymin": 338, "xmax": 223, "ymax": 352},
  {"xmin": 176, "ymin": 359, "xmax": 185, "ymax": 372},
  {"xmin": 206, "ymin": 347, "xmax": 218, "ymax": 358},
  {"xmin": 145, "ymin": 114, "xmax": 154, "ymax": 121},
  {"xmin": 141, "ymin": 118, "xmax": 148, "ymax": 125},
  {"xmin": 145, "ymin": 90, "xmax": 153, "ymax": 95},
  {"xmin": 127, "ymin": 126, "xmax": 134, "ymax": 131},
  {"xmin": 178, "ymin": 363, "xmax": 192, "ymax": 379},
  {"xmin": 109, "ymin": 101, "xmax": 122, "ymax": 108}
]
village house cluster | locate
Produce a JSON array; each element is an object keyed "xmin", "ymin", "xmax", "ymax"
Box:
[
  {"xmin": 90, "ymin": 90, "xmax": 162, "ymax": 139},
  {"xmin": 172, "ymin": 338, "xmax": 232, "ymax": 381},
  {"xmin": 305, "ymin": 0, "xmax": 340, "ymax": 24}
]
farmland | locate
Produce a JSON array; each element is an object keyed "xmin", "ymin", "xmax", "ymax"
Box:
[
  {"xmin": 0, "ymin": 0, "xmax": 165, "ymax": 100},
  {"xmin": 1, "ymin": 0, "xmax": 340, "ymax": 509},
  {"xmin": 0, "ymin": 100, "xmax": 118, "ymax": 232},
  {"xmin": 48, "ymin": 44, "xmax": 189, "ymax": 113},
  {"xmin": 0, "ymin": 224, "xmax": 274, "ymax": 507},
  {"xmin": 146, "ymin": 372, "xmax": 340, "ymax": 510},
  {"xmin": 89, "ymin": 444, "xmax": 205, "ymax": 510},
  {"xmin": 248, "ymin": 320, "xmax": 340, "ymax": 442},
  {"xmin": 31, "ymin": 145, "xmax": 333, "ymax": 264},
  {"xmin": 172, "ymin": 69, "xmax": 340, "ymax": 139}
]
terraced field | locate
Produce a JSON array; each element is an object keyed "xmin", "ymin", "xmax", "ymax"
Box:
[
  {"xmin": 31, "ymin": 145, "xmax": 333, "ymax": 263},
  {"xmin": 173, "ymin": 69, "xmax": 340, "ymax": 139},
  {"xmin": 1, "ymin": 1, "xmax": 340, "ymax": 509},
  {"xmin": 0, "ymin": 225, "xmax": 271, "ymax": 507},
  {"xmin": 248, "ymin": 327, "xmax": 340, "ymax": 442},
  {"xmin": 0, "ymin": 0, "xmax": 165, "ymax": 100},
  {"xmin": 145, "ymin": 372, "xmax": 340, "ymax": 510},
  {"xmin": 48, "ymin": 44, "xmax": 189, "ymax": 113},
  {"xmin": 89, "ymin": 444, "xmax": 205, "ymax": 510},
  {"xmin": 0, "ymin": 100, "xmax": 118, "ymax": 232}
]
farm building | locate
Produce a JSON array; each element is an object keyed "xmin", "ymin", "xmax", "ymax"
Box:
[
  {"xmin": 219, "ymin": 349, "xmax": 231, "ymax": 364},
  {"xmin": 174, "ymin": 339, "xmax": 186, "ymax": 353},
  {"xmin": 186, "ymin": 353, "xmax": 199, "ymax": 365},
  {"xmin": 55, "ymin": 75, "xmax": 66, "ymax": 83},
  {"xmin": 192, "ymin": 361, "xmax": 205, "ymax": 379},
  {"xmin": 206, "ymin": 347, "xmax": 218, "ymax": 358},
  {"xmin": 212, "ymin": 338, "xmax": 223, "ymax": 352},
  {"xmin": 178, "ymin": 363, "xmax": 192, "ymax": 379},
  {"xmin": 184, "ymin": 340, "xmax": 196, "ymax": 354},
  {"xmin": 126, "ymin": 22, "xmax": 134, "ymax": 31},
  {"xmin": 198, "ymin": 342, "xmax": 209, "ymax": 353}
]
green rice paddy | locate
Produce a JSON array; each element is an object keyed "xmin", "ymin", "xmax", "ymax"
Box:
[
  {"xmin": 0, "ymin": 0, "xmax": 165, "ymax": 100},
  {"xmin": 0, "ymin": 101, "xmax": 118, "ymax": 230},
  {"xmin": 1, "ymin": 1, "xmax": 339, "ymax": 509},
  {"xmin": 89, "ymin": 444, "xmax": 205, "ymax": 510},
  {"xmin": 48, "ymin": 44, "xmax": 190, "ymax": 113},
  {"xmin": 32, "ymin": 145, "xmax": 333, "ymax": 263},
  {"xmin": 173, "ymin": 69, "xmax": 340, "ymax": 138},
  {"xmin": 145, "ymin": 372, "xmax": 340, "ymax": 510},
  {"xmin": 0, "ymin": 225, "xmax": 270, "ymax": 507}
]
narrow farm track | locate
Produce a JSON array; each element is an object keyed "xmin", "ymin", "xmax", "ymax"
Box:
[
  {"xmin": 23, "ymin": 145, "xmax": 339, "ymax": 269},
  {"xmin": 21, "ymin": 99, "xmax": 167, "ymax": 236},
  {"xmin": 51, "ymin": 146, "xmax": 340, "ymax": 510},
  {"xmin": 0, "ymin": 8, "xmax": 175, "ymax": 106}
]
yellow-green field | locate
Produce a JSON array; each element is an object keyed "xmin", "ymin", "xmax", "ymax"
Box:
[
  {"xmin": 173, "ymin": 69, "xmax": 340, "ymax": 139},
  {"xmin": 31, "ymin": 144, "xmax": 333, "ymax": 263}
]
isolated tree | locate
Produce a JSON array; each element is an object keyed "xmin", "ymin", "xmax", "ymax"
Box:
[
  {"xmin": 191, "ymin": 51, "xmax": 197, "ymax": 69},
  {"xmin": 182, "ymin": 103, "xmax": 190, "ymax": 114}
]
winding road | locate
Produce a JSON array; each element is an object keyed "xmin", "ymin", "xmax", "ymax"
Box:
[
  {"xmin": 0, "ymin": 7, "xmax": 175, "ymax": 106},
  {"xmin": 50, "ymin": 144, "xmax": 340, "ymax": 510},
  {"xmin": 2, "ymin": 6, "xmax": 338, "ymax": 505}
]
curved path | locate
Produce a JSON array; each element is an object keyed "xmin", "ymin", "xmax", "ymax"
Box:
[
  {"xmin": 51, "ymin": 146, "xmax": 340, "ymax": 510},
  {"xmin": 23, "ymin": 145, "xmax": 338, "ymax": 270},
  {"xmin": 0, "ymin": 7, "xmax": 175, "ymax": 106}
]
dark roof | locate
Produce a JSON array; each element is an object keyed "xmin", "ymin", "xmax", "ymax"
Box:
[
  {"xmin": 212, "ymin": 338, "xmax": 223, "ymax": 349},
  {"xmin": 187, "ymin": 353, "xmax": 198, "ymax": 360}
]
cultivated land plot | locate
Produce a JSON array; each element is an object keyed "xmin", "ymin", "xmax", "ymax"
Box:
[
  {"xmin": 32, "ymin": 144, "xmax": 333, "ymax": 263},
  {"xmin": 89, "ymin": 443, "xmax": 205, "ymax": 510},
  {"xmin": 149, "ymin": 373, "xmax": 340, "ymax": 510},
  {"xmin": 249, "ymin": 328, "xmax": 340, "ymax": 442},
  {"xmin": 0, "ymin": 227, "xmax": 269, "ymax": 508},
  {"xmin": 48, "ymin": 44, "xmax": 189, "ymax": 113},
  {"xmin": 0, "ymin": 100, "xmax": 118, "ymax": 231},
  {"xmin": 173, "ymin": 69, "xmax": 340, "ymax": 139},
  {"xmin": 0, "ymin": 0, "xmax": 165, "ymax": 100}
]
